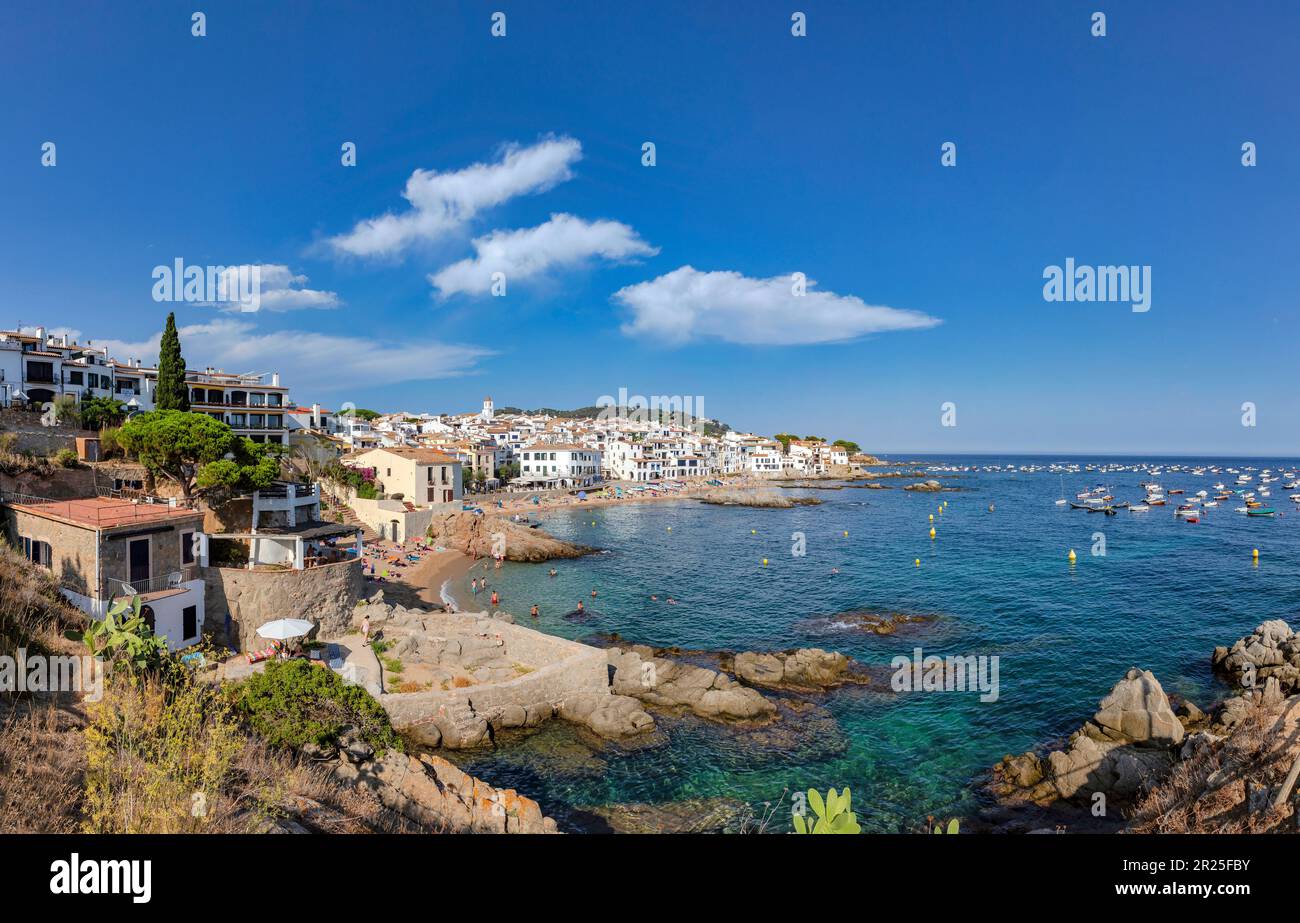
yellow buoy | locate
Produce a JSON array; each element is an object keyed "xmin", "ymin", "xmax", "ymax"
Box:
[
  {"xmin": 762, "ymin": 558, "xmax": 768, "ymax": 566},
  {"xmin": 751, "ymin": 529, "xmax": 756, "ymax": 535},
  {"xmin": 1252, "ymin": 548, "xmax": 1260, "ymax": 560},
  {"xmin": 914, "ymin": 558, "xmax": 920, "ymax": 567},
  {"xmin": 843, "ymin": 530, "xmax": 848, "ymax": 537},
  {"xmin": 929, "ymin": 527, "xmax": 936, "ymax": 539},
  {"xmin": 929, "ymin": 514, "xmax": 934, "ymax": 522},
  {"xmin": 1068, "ymin": 549, "xmax": 1077, "ymax": 563}
]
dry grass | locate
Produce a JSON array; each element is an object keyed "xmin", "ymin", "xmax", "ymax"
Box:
[
  {"xmin": 0, "ymin": 542, "xmax": 86, "ymax": 654},
  {"xmin": 452, "ymin": 676, "xmax": 475, "ymax": 688},
  {"xmin": 1129, "ymin": 699, "xmax": 1300, "ymax": 834},
  {"xmin": 0, "ymin": 698, "xmax": 87, "ymax": 833}
]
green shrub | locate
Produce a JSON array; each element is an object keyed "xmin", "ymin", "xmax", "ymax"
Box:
[
  {"xmin": 236, "ymin": 659, "xmax": 400, "ymax": 754},
  {"xmin": 53, "ymin": 447, "xmax": 80, "ymax": 468}
]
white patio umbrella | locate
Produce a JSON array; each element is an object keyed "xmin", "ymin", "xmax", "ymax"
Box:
[{"xmin": 255, "ymin": 618, "xmax": 315, "ymax": 641}]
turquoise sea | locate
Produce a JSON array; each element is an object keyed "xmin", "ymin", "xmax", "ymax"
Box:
[{"xmin": 442, "ymin": 455, "xmax": 1300, "ymax": 832}]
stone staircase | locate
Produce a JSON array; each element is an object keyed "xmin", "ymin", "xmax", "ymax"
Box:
[{"xmin": 322, "ymin": 496, "xmax": 378, "ymax": 542}]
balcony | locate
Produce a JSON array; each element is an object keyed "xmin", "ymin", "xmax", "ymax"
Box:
[{"xmin": 103, "ymin": 565, "xmax": 200, "ymax": 600}]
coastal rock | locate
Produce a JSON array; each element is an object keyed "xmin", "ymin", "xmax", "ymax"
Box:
[
  {"xmin": 903, "ymin": 480, "xmax": 943, "ymax": 492},
  {"xmin": 1212, "ymin": 620, "xmax": 1300, "ymax": 694},
  {"xmin": 557, "ymin": 692, "xmax": 656, "ymax": 739},
  {"xmin": 1091, "ymin": 668, "xmax": 1184, "ymax": 746},
  {"xmin": 991, "ymin": 668, "xmax": 1182, "ymax": 808},
  {"xmin": 608, "ymin": 647, "xmax": 778, "ymax": 723},
  {"xmin": 726, "ymin": 648, "xmax": 869, "ymax": 692},
  {"xmin": 425, "ymin": 511, "xmax": 594, "ymax": 562},
  {"xmin": 335, "ymin": 750, "xmax": 557, "ymax": 834},
  {"xmin": 697, "ymin": 489, "xmax": 820, "ymax": 509}
]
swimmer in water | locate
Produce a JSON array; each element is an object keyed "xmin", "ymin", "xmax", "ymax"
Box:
[
  {"xmin": 590, "ymin": 588, "xmax": 598, "ymax": 599},
  {"xmin": 666, "ymin": 597, "xmax": 677, "ymax": 605},
  {"xmin": 549, "ymin": 568, "xmax": 558, "ymax": 577},
  {"xmin": 490, "ymin": 590, "xmax": 499, "ymax": 606},
  {"xmin": 576, "ymin": 600, "xmax": 585, "ymax": 613},
  {"xmin": 650, "ymin": 595, "xmax": 658, "ymax": 601},
  {"xmin": 530, "ymin": 604, "xmax": 539, "ymax": 618}
]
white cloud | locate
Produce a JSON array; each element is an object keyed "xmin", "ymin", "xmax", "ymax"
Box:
[
  {"xmin": 97, "ymin": 319, "xmax": 491, "ymax": 393},
  {"xmin": 429, "ymin": 213, "xmax": 658, "ymax": 297},
  {"xmin": 329, "ymin": 136, "xmax": 583, "ymax": 258},
  {"xmin": 205, "ymin": 264, "xmax": 340, "ymax": 312},
  {"xmin": 613, "ymin": 266, "xmax": 941, "ymax": 345}
]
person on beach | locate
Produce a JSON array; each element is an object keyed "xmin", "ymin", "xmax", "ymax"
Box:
[
  {"xmin": 361, "ymin": 615, "xmax": 371, "ymax": 646},
  {"xmin": 530, "ymin": 604, "xmax": 539, "ymax": 618},
  {"xmin": 471, "ymin": 578, "xmax": 479, "ymax": 595}
]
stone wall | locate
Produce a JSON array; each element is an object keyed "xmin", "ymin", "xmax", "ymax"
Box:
[
  {"xmin": 380, "ymin": 613, "xmax": 609, "ymax": 734},
  {"xmin": 203, "ymin": 557, "xmax": 363, "ymax": 650}
]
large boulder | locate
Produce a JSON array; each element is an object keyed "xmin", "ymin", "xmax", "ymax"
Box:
[
  {"xmin": 336, "ymin": 750, "xmax": 557, "ymax": 833},
  {"xmin": 557, "ymin": 692, "xmax": 655, "ymax": 739},
  {"xmin": 729, "ymin": 648, "xmax": 864, "ymax": 691},
  {"xmin": 608, "ymin": 647, "xmax": 777, "ymax": 723},
  {"xmin": 1091, "ymin": 668, "xmax": 1184, "ymax": 746},
  {"xmin": 992, "ymin": 668, "xmax": 1182, "ymax": 807}
]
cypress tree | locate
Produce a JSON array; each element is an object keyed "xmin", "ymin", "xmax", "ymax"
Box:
[{"xmin": 156, "ymin": 312, "xmax": 190, "ymax": 411}]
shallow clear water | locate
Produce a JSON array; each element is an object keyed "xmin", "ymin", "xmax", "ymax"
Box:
[{"xmin": 444, "ymin": 455, "xmax": 1300, "ymax": 832}]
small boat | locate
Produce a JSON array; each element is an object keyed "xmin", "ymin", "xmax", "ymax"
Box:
[
  {"xmin": 1168, "ymin": 489, "xmax": 1185, "ymax": 495},
  {"xmin": 1203, "ymin": 500, "xmax": 1217, "ymax": 507},
  {"xmin": 1248, "ymin": 508, "xmax": 1276, "ymax": 517},
  {"xmin": 1129, "ymin": 504, "xmax": 1150, "ymax": 512},
  {"xmin": 1147, "ymin": 497, "xmax": 1167, "ymax": 506}
]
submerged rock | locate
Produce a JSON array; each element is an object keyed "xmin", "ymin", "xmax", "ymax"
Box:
[{"xmin": 584, "ymin": 797, "xmax": 752, "ymax": 834}]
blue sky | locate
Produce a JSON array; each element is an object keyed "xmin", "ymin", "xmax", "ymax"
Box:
[{"xmin": 2, "ymin": 0, "xmax": 1297, "ymax": 454}]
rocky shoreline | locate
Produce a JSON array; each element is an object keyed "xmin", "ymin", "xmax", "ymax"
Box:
[{"xmin": 982, "ymin": 619, "xmax": 1300, "ymax": 833}]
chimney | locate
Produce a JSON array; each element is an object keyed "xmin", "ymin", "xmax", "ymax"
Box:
[
  {"xmin": 312, "ymin": 402, "xmax": 321, "ymax": 427},
  {"xmin": 271, "ymin": 372, "xmax": 281, "ymax": 387},
  {"xmin": 35, "ymin": 326, "xmax": 46, "ymax": 345}
]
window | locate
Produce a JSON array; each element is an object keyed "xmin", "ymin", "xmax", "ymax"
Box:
[
  {"xmin": 427, "ymin": 486, "xmax": 435, "ymax": 503},
  {"xmin": 68, "ymin": 370, "xmax": 84, "ymax": 385},
  {"xmin": 182, "ymin": 605, "xmax": 197, "ymax": 641},
  {"xmin": 20, "ymin": 537, "xmax": 51, "ymax": 567},
  {"xmin": 180, "ymin": 531, "xmax": 195, "ymax": 565},
  {"xmin": 26, "ymin": 361, "xmax": 55, "ymax": 383}
]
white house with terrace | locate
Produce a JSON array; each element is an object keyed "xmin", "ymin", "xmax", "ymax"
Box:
[{"xmin": 515, "ymin": 443, "xmax": 603, "ymax": 489}]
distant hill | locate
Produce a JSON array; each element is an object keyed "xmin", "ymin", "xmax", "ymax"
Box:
[{"xmin": 498, "ymin": 405, "xmax": 732, "ymax": 437}]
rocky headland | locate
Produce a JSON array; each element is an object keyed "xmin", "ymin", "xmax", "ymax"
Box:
[{"xmin": 425, "ymin": 511, "xmax": 595, "ymax": 562}]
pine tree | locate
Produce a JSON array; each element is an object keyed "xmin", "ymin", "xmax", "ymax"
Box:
[{"xmin": 155, "ymin": 312, "xmax": 190, "ymax": 411}]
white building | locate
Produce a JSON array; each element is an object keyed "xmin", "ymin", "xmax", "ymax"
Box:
[{"xmin": 517, "ymin": 443, "xmax": 602, "ymax": 488}]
